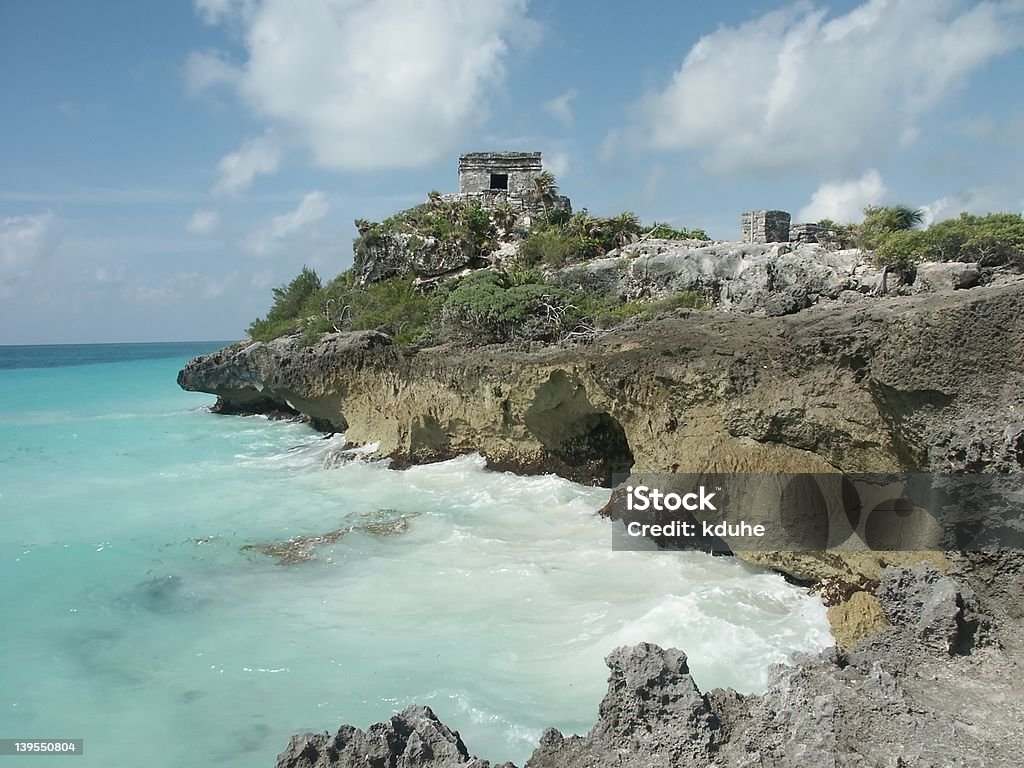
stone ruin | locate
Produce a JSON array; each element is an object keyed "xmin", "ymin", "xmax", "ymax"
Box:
[
  {"xmin": 443, "ymin": 151, "xmax": 571, "ymax": 218},
  {"xmin": 742, "ymin": 210, "xmax": 826, "ymax": 245},
  {"xmin": 741, "ymin": 210, "xmax": 791, "ymax": 244}
]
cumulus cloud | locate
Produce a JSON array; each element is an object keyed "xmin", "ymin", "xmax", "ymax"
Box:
[
  {"xmin": 0, "ymin": 211, "xmax": 60, "ymax": 295},
  {"xmin": 213, "ymin": 134, "xmax": 281, "ymax": 196},
  {"xmin": 798, "ymin": 170, "xmax": 887, "ymax": 222},
  {"xmin": 640, "ymin": 0, "xmax": 1024, "ymax": 175},
  {"xmin": 246, "ymin": 191, "xmax": 329, "ymax": 256},
  {"xmin": 543, "ymin": 88, "xmax": 577, "ymax": 127},
  {"xmin": 186, "ymin": 208, "xmax": 221, "ymax": 235},
  {"xmin": 189, "ymin": 0, "xmax": 534, "ymax": 171}
]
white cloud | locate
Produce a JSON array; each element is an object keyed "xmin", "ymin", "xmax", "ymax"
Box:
[
  {"xmin": 246, "ymin": 191, "xmax": 329, "ymax": 256},
  {"xmin": 640, "ymin": 0, "xmax": 1024, "ymax": 175},
  {"xmin": 543, "ymin": 88, "xmax": 577, "ymax": 127},
  {"xmin": 0, "ymin": 211, "xmax": 60, "ymax": 295},
  {"xmin": 189, "ymin": 0, "xmax": 534, "ymax": 171},
  {"xmin": 212, "ymin": 134, "xmax": 281, "ymax": 196},
  {"xmin": 544, "ymin": 151, "xmax": 570, "ymax": 179},
  {"xmin": 184, "ymin": 49, "xmax": 241, "ymax": 94},
  {"xmin": 920, "ymin": 186, "xmax": 1024, "ymax": 226},
  {"xmin": 798, "ymin": 170, "xmax": 887, "ymax": 223},
  {"xmin": 186, "ymin": 209, "xmax": 221, "ymax": 235}
]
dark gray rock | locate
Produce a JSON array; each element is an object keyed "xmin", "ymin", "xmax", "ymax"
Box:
[
  {"xmin": 525, "ymin": 643, "xmax": 723, "ymax": 767},
  {"xmin": 876, "ymin": 563, "xmax": 992, "ymax": 655},
  {"xmin": 276, "ymin": 705, "xmax": 493, "ymax": 768}
]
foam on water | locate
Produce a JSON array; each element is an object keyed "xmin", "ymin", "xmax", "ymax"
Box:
[{"xmin": 0, "ymin": 345, "xmax": 832, "ymax": 767}]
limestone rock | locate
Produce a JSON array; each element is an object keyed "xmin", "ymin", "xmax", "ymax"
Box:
[
  {"xmin": 876, "ymin": 563, "xmax": 991, "ymax": 655},
  {"xmin": 554, "ymin": 241, "xmax": 890, "ymax": 317},
  {"xmin": 826, "ymin": 590, "xmax": 890, "ymax": 652},
  {"xmin": 914, "ymin": 261, "xmax": 981, "ymax": 292},
  {"xmin": 354, "ymin": 231, "xmax": 480, "ymax": 286}
]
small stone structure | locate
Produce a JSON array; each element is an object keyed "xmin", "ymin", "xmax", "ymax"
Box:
[
  {"xmin": 741, "ymin": 210, "xmax": 791, "ymax": 244},
  {"xmin": 444, "ymin": 151, "xmax": 571, "ymax": 219},
  {"xmin": 459, "ymin": 151, "xmax": 542, "ymax": 197},
  {"xmin": 789, "ymin": 222, "xmax": 824, "ymax": 244}
]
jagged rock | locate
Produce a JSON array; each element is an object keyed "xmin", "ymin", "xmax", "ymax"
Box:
[
  {"xmin": 876, "ymin": 563, "xmax": 991, "ymax": 654},
  {"xmin": 554, "ymin": 241, "xmax": 891, "ymax": 316},
  {"xmin": 275, "ymin": 705, "xmax": 492, "ymax": 768},
  {"xmin": 526, "ymin": 643, "xmax": 722, "ymax": 767},
  {"xmin": 914, "ymin": 261, "xmax": 981, "ymax": 292},
  {"xmin": 354, "ymin": 231, "xmax": 481, "ymax": 286}
]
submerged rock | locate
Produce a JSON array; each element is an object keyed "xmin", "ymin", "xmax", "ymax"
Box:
[{"xmin": 241, "ymin": 509, "xmax": 419, "ymax": 565}]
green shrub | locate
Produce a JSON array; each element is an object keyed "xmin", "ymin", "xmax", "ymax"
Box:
[
  {"xmin": 441, "ymin": 270, "xmax": 570, "ymax": 343},
  {"xmin": 248, "ymin": 266, "xmax": 322, "ymax": 341},
  {"xmin": 348, "ymin": 276, "xmax": 438, "ymax": 346},
  {"xmin": 925, "ymin": 212, "xmax": 1024, "ymax": 266},
  {"xmin": 648, "ymin": 222, "xmax": 711, "ymax": 241},
  {"xmin": 857, "ymin": 205, "xmax": 924, "ymax": 250},
  {"xmin": 570, "ymin": 291, "xmax": 707, "ymax": 329},
  {"xmin": 872, "ymin": 230, "xmax": 929, "ymax": 273}
]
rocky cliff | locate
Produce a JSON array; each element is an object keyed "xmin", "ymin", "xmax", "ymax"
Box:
[{"xmin": 179, "ymin": 274, "xmax": 1024, "ymax": 484}]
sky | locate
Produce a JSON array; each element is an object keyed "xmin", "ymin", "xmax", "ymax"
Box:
[{"xmin": 2, "ymin": 0, "xmax": 1023, "ymax": 344}]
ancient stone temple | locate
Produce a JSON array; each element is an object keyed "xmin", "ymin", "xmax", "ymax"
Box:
[
  {"xmin": 458, "ymin": 152, "xmax": 542, "ymax": 197},
  {"xmin": 446, "ymin": 151, "xmax": 571, "ymax": 217},
  {"xmin": 741, "ymin": 210, "xmax": 791, "ymax": 244}
]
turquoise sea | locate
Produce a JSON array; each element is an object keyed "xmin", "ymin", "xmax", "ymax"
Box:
[{"xmin": 0, "ymin": 342, "xmax": 832, "ymax": 766}]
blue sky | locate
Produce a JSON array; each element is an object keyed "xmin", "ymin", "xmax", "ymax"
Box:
[{"xmin": 2, "ymin": 0, "xmax": 1023, "ymax": 344}]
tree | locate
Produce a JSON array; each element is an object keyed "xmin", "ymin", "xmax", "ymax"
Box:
[
  {"xmin": 858, "ymin": 205, "xmax": 924, "ymax": 250},
  {"xmin": 531, "ymin": 170, "xmax": 559, "ymax": 211}
]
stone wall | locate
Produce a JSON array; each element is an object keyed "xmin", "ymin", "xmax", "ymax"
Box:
[
  {"xmin": 742, "ymin": 210, "xmax": 791, "ymax": 243},
  {"xmin": 458, "ymin": 152, "xmax": 542, "ymax": 197},
  {"xmin": 790, "ymin": 222, "xmax": 824, "ymax": 244}
]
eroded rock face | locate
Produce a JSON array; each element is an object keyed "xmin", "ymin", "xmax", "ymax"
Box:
[{"xmin": 179, "ymin": 278, "xmax": 1024, "ymax": 485}]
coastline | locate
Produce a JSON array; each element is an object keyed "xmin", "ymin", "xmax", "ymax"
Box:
[{"xmin": 179, "ymin": 272, "xmax": 1024, "ymax": 766}]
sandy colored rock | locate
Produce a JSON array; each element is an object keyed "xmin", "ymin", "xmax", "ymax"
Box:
[{"xmin": 827, "ymin": 590, "xmax": 890, "ymax": 652}]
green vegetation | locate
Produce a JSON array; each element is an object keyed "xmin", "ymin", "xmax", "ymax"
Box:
[
  {"xmin": 440, "ymin": 270, "xmax": 570, "ymax": 343},
  {"xmin": 818, "ymin": 206, "xmax": 1024, "ymax": 273},
  {"xmin": 856, "ymin": 205, "xmax": 925, "ymax": 251},
  {"xmin": 247, "ymin": 183, "xmax": 716, "ymax": 346},
  {"xmin": 247, "ymin": 267, "xmax": 323, "ymax": 342},
  {"xmin": 355, "ymin": 197, "xmax": 497, "ymax": 255},
  {"xmin": 517, "ymin": 209, "xmax": 709, "ymax": 268},
  {"xmin": 648, "ymin": 222, "xmax": 711, "ymax": 241},
  {"xmin": 572, "ymin": 291, "xmax": 708, "ymax": 329}
]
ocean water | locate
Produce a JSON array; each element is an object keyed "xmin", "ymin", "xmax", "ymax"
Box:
[{"xmin": 0, "ymin": 343, "xmax": 833, "ymax": 767}]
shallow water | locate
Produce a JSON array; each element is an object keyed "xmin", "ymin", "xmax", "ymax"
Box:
[{"xmin": 0, "ymin": 343, "xmax": 832, "ymax": 766}]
